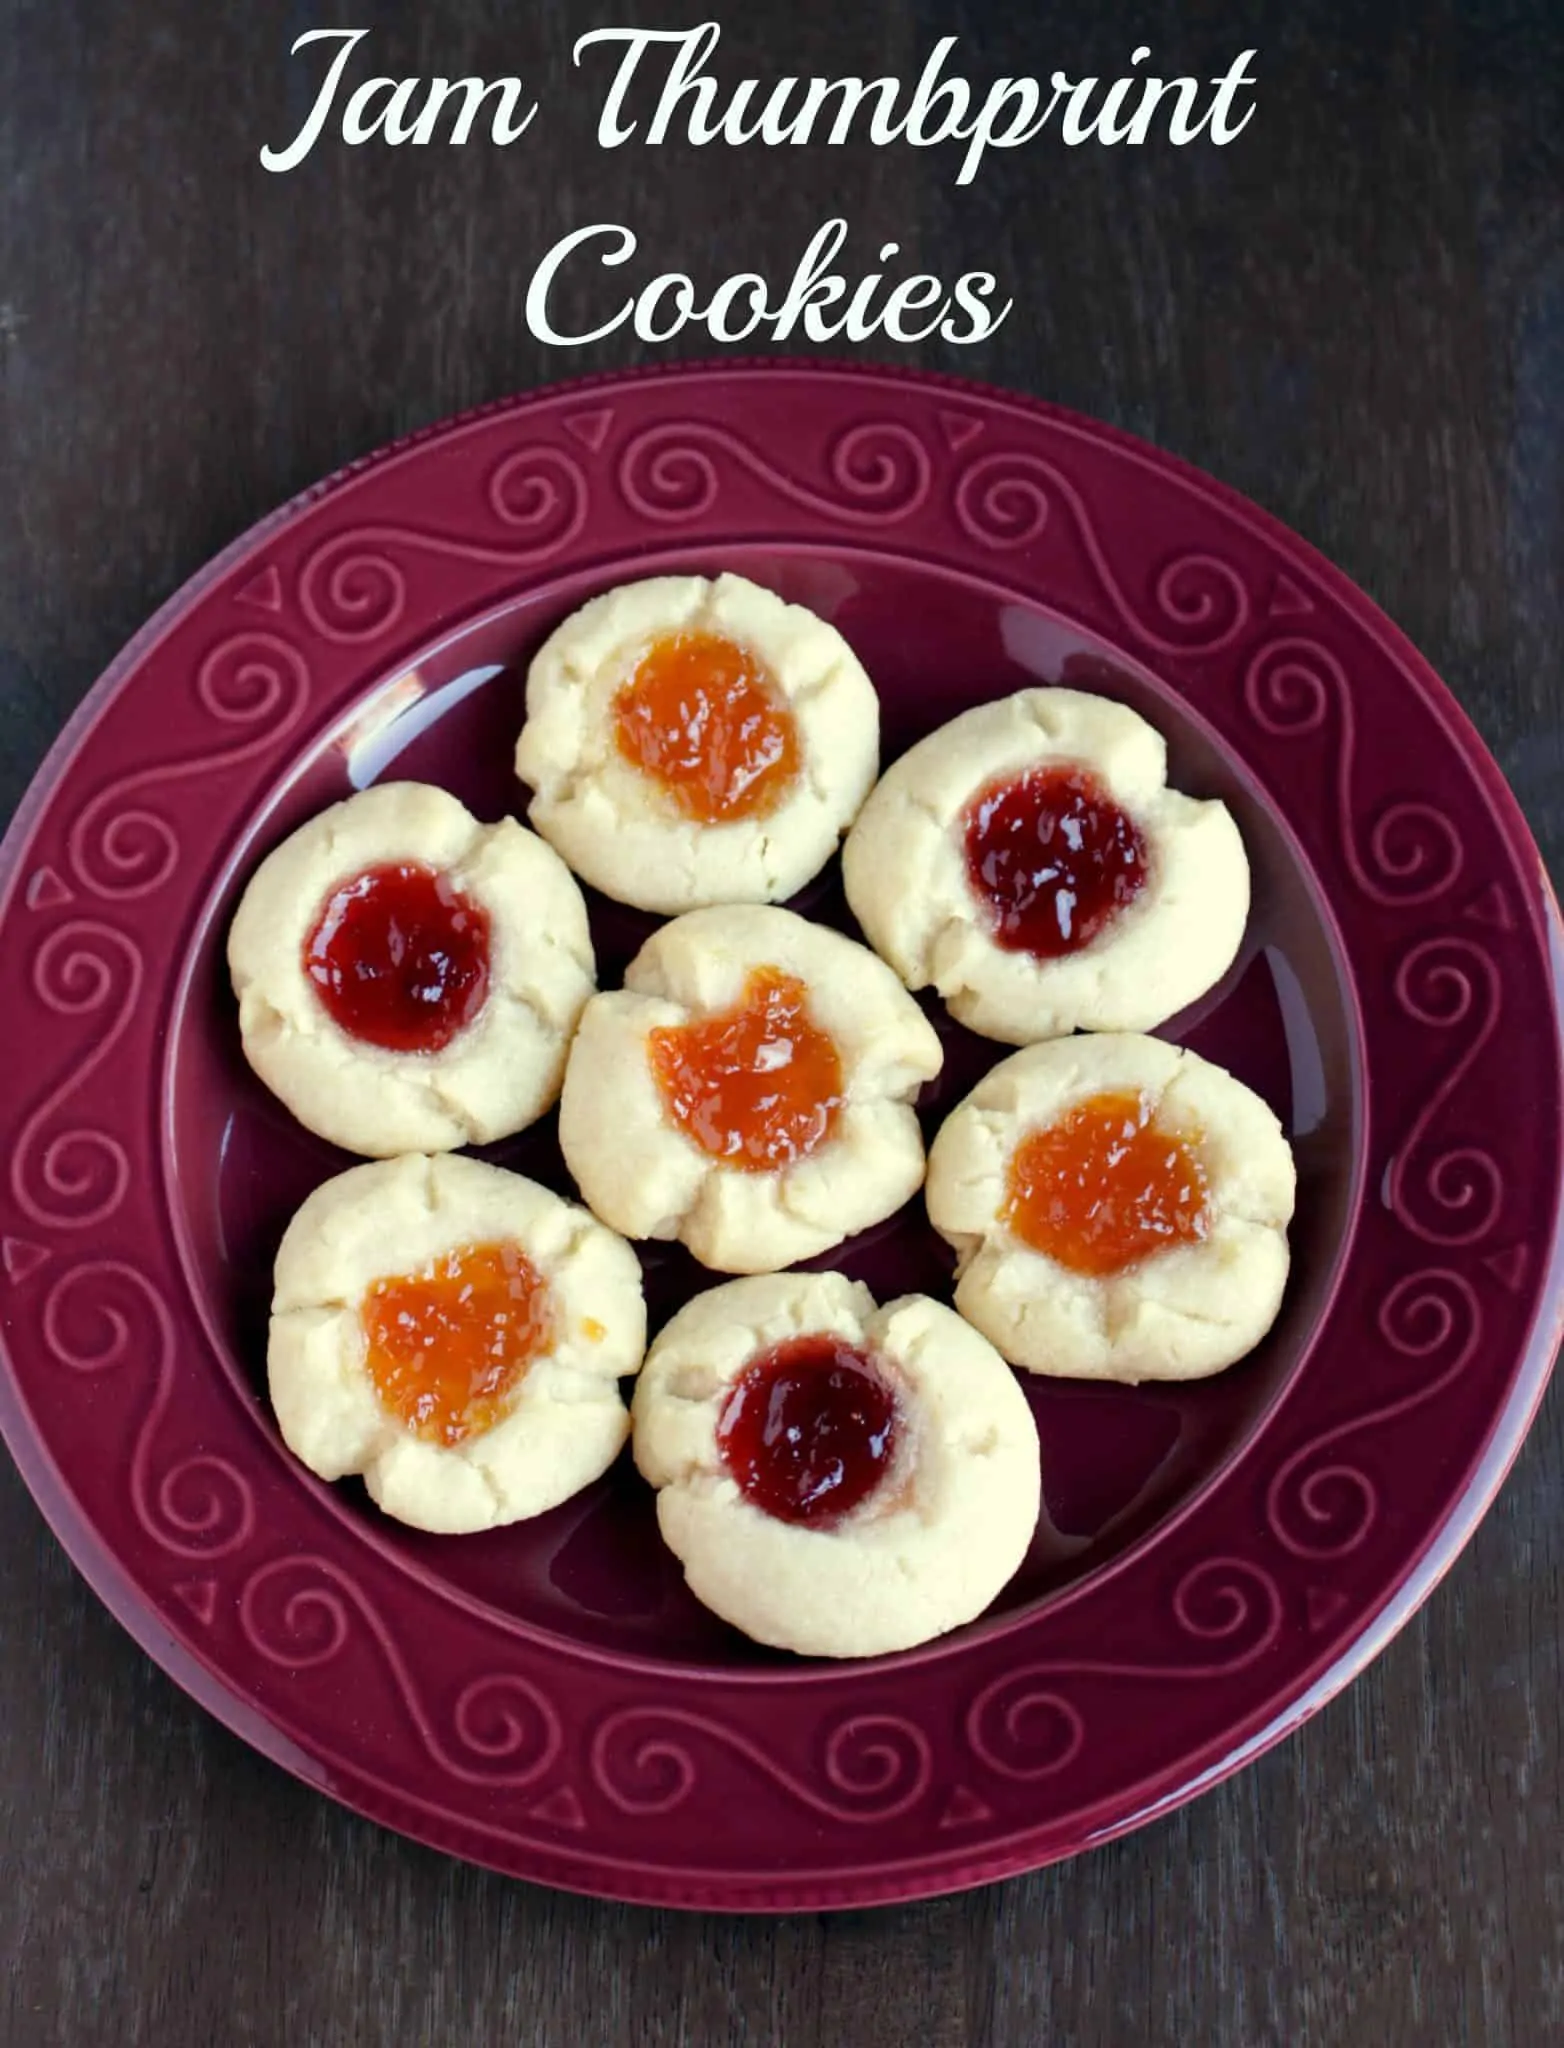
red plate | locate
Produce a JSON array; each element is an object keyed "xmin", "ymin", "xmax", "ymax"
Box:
[{"xmin": 2, "ymin": 363, "xmax": 1560, "ymax": 1910}]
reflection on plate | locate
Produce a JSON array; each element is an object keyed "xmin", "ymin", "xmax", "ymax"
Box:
[{"xmin": 1, "ymin": 364, "xmax": 1559, "ymax": 1909}]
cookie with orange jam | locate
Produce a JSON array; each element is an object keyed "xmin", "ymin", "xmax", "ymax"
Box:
[
  {"xmin": 515, "ymin": 573, "xmax": 879, "ymax": 913},
  {"xmin": 228, "ymin": 781, "xmax": 595, "ymax": 1156},
  {"xmin": 926, "ymin": 1035, "xmax": 1295, "ymax": 1382},
  {"xmin": 631, "ymin": 1272, "xmax": 1040, "ymax": 1657},
  {"xmin": 267, "ymin": 1154, "xmax": 645, "ymax": 1533},
  {"xmin": 843, "ymin": 688, "xmax": 1249, "ymax": 1042},
  {"xmin": 559, "ymin": 905, "xmax": 943, "ymax": 1273}
]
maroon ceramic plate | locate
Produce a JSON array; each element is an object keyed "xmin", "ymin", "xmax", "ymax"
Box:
[{"xmin": 2, "ymin": 364, "xmax": 1560, "ymax": 1910}]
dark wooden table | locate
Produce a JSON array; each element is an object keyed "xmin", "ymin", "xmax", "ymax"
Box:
[{"xmin": 3, "ymin": 4, "xmax": 1560, "ymax": 2042}]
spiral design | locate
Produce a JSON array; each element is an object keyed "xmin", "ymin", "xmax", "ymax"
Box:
[
  {"xmin": 1266, "ymin": 1269, "xmax": 1481, "ymax": 1559},
  {"xmin": 156, "ymin": 1455, "xmax": 259, "ymax": 1552},
  {"xmin": 1387, "ymin": 938, "xmax": 1503, "ymax": 1247},
  {"xmin": 954, "ymin": 453, "xmax": 1049, "ymax": 547},
  {"xmin": 954, "ymin": 452, "xmax": 1250, "ymax": 653},
  {"xmin": 1367, "ymin": 803, "xmax": 1465, "ymax": 902},
  {"xmin": 1396, "ymin": 937, "xmax": 1489, "ymax": 1032},
  {"xmin": 1243, "ymin": 637, "xmax": 1463, "ymax": 906},
  {"xmin": 41, "ymin": 1261, "xmax": 133, "ymax": 1374},
  {"xmin": 961, "ymin": 1561, "xmax": 1280, "ymax": 1783},
  {"xmin": 1268, "ymin": 1463, "xmax": 1378, "ymax": 1560},
  {"xmin": 963, "ymin": 1673, "xmax": 1084, "ymax": 1781},
  {"xmin": 588, "ymin": 1718, "xmax": 697, "ymax": 1817},
  {"xmin": 69, "ymin": 807, "xmax": 180, "ymax": 900},
  {"xmin": 12, "ymin": 923, "xmax": 139, "ymax": 1228},
  {"xmin": 487, "ymin": 445, "xmax": 590, "ymax": 538},
  {"xmin": 454, "ymin": 1674, "xmax": 563, "ymax": 1771},
  {"xmin": 616, "ymin": 418, "xmax": 930, "ymax": 526},
  {"xmin": 619, "ymin": 431, "xmax": 718, "ymax": 520},
  {"xmin": 296, "ymin": 446, "xmax": 589, "ymax": 644},
  {"xmin": 1241, "ymin": 637, "xmax": 1331, "ymax": 737},
  {"xmin": 824, "ymin": 422, "xmax": 933, "ymax": 515},
  {"xmin": 297, "ymin": 538, "xmax": 408, "ymax": 644},
  {"xmin": 240, "ymin": 1556, "xmax": 561, "ymax": 1785},
  {"xmin": 67, "ymin": 633, "xmax": 311, "ymax": 899},
  {"xmin": 1154, "ymin": 553, "xmax": 1249, "ymax": 640},
  {"xmin": 195, "ymin": 631, "xmax": 309, "ymax": 726},
  {"xmin": 240, "ymin": 1569, "xmax": 349, "ymax": 1670},
  {"xmin": 821, "ymin": 1715, "xmax": 934, "ymax": 1807},
  {"xmin": 40, "ymin": 1260, "xmax": 256, "ymax": 1558},
  {"xmin": 590, "ymin": 1706, "xmax": 932, "ymax": 1822},
  {"xmin": 1169, "ymin": 1557, "xmax": 1284, "ymax": 1651},
  {"xmin": 1380, "ymin": 1264, "xmax": 1481, "ymax": 1365}
]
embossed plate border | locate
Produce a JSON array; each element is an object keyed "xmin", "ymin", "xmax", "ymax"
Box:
[{"xmin": 1, "ymin": 362, "xmax": 1561, "ymax": 1910}]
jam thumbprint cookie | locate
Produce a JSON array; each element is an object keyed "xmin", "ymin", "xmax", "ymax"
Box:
[
  {"xmin": 631, "ymin": 1271, "xmax": 1041, "ymax": 1657},
  {"xmin": 515, "ymin": 573, "xmax": 879, "ymax": 913},
  {"xmin": 228, "ymin": 782, "xmax": 595, "ymax": 1156},
  {"xmin": 267, "ymin": 1154, "xmax": 645, "ymax": 1533},
  {"xmin": 843, "ymin": 687, "xmax": 1248, "ymax": 1042},
  {"xmin": 559, "ymin": 905, "xmax": 943, "ymax": 1273},
  {"xmin": 926, "ymin": 1035, "xmax": 1295, "ymax": 1382}
]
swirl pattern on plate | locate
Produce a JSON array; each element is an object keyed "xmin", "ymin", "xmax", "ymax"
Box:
[{"xmin": 0, "ymin": 364, "xmax": 1556, "ymax": 1909}]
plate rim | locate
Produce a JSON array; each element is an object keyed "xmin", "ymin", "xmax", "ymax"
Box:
[{"xmin": 2, "ymin": 356, "xmax": 1560, "ymax": 1910}]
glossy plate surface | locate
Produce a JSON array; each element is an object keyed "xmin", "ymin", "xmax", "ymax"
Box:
[{"xmin": 1, "ymin": 363, "xmax": 1560, "ymax": 1909}]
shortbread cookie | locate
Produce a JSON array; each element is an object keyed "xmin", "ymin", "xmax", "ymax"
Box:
[
  {"xmin": 515, "ymin": 573, "xmax": 879, "ymax": 912},
  {"xmin": 268, "ymin": 1153, "xmax": 645, "ymax": 1533},
  {"xmin": 632, "ymin": 1271, "xmax": 1040, "ymax": 1657},
  {"xmin": 926, "ymin": 1035, "xmax": 1295, "ymax": 1382},
  {"xmin": 228, "ymin": 781, "xmax": 595, "ymax": 1156},
  {"xmin": 559, "ymin": 905, "xmax": 943, "ymax": 1273},
  {"xmin": 843, "ymin": 687, "xmax": 1248, "ymax": 1042}
]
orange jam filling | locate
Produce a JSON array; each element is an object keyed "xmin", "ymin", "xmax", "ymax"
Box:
[
  {"xmin": 361, "ymin": 1240, "xmax": 551, "ymax": 1447},
  {"xmin": 1003, "ymin": 1089, "xmax": 1210, "ymax": 1277},
  {"xmin": 612, "ymin": 629, "xmax": 800, "ymax": 821},
  {"xmin": 648, "ymin": 967, "xmax": 843, "ymax": 1173}
]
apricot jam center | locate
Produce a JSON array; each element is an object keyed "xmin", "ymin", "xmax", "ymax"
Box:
[
  {"xmin": 613, "ymin": 630, "xmax": 800, "ymax": 821},
  {"xmin": 964, "ymin": 766, "xmax": 1148, "ymax": 958},
  {"xmin": 1004, "ymin": 1090, "xmax": 1210, "ymax": 1277},
  {"xmin": 717, "ymin": 1335, "xmax": 900, "ymax": 1527},
  {"xmin": 305, "ymin": 861, "xmax": 490, "ymax": 1054},
  {"xmin": 361, "ymin": 1240, "xmax": 550, "ymax": 1447},
  {"xmin": 648, "ymin": 967, "xmax": 843, "ymax": 1173}
]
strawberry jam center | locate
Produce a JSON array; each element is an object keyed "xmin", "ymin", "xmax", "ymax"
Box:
[
  {"xmin": 304, "ymin": 861, "xmax": 490, "ymax": 1054},
  {"xmin": 717, "ymin": 1334, "xmax": 900, "ymax": 1527},
  {"xmin": 613, "ymin": 629, "xmax": 800, "ymax": 821},
  {"xmin": 648, "ymin": 967, "xmax": 842, "ymax": 1173},
  {"xmin": 361, "ymin": 1240, "xmax": 550, "ymax": 1447},
  {"xmin": 1003, "ymin": 1089, "xmax": 1210, "ymax": 1277},
  {"xmin": 964, "ymin": 766, "xmax": 1147, "ymax": 958}
]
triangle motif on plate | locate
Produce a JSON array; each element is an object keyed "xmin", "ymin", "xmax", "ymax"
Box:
[
  {"xmin": 1483, "ymin": 1244, "xmax": 1529, "ymax": 1292},
  {"xmin": 937, "ymin": 409, "xmax": 984, "ymax": 452},
  {"xmin": 562, "ymin": 409, "xmax": 614, "ymax": 453},
  {"xmin": 172, "ymin": 1577, "xmax": 219, "ymax": 1627},
  {"xmin": 1305, "ymin": 1586, "xmax": 1349, "ymax": 1633},
  {"xmin": 937, "ymin": 1784, "xmax": 994, "ymax": 1829},
  {"xmin": 25, "ymin": 866, "xmax": 72, "ymax": 911},
  {"xmin": 234, "ymin": 564, "xmax": 284, "ymax": 612},
  {"xmin": 1, "ymin": 1237, "xmax": 49, "ymax": 1285},
  {"xmin": 1461, "ymin": 882, "xmax": 1514, "ymax": 932},
  {"xmin": 526, "ymin": 1784, "xmax": 586, "ymax": 1830},
  {"xmin": 1266, "ymin": 574, "xmax": 1315, "ymax": 618}
]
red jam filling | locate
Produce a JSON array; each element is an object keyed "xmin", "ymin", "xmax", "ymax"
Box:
[
  {"xmin": 716, "ymin": 1334, "xmax": 900, "ymax": 1527},
  {"xmin": 1003, "ymin": 1089, "xmax": 1210, "ymax": 1277},
  {"xmin": 964, "ymin": 765, "xmax": 1148, "ymax": 958},
  {"xmin": 304, "ymin": 860, "xmax": 491, "ymax": 1054},
  {"xmin": 648, "ymin": 967, "xmax": 842, "ymax": 1173},
  {"xmin": 612, "ymin": 629, "xmax": 800, "ymax": 822},
  {"xmin": 361, "ymin": 1240, "xmax": 550, "ymax": 1447}
]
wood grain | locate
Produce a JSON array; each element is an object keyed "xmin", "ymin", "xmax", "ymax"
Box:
[{"xmin": 1, "ymin": 2, "xmax": 1560, "ymax": 2042}]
